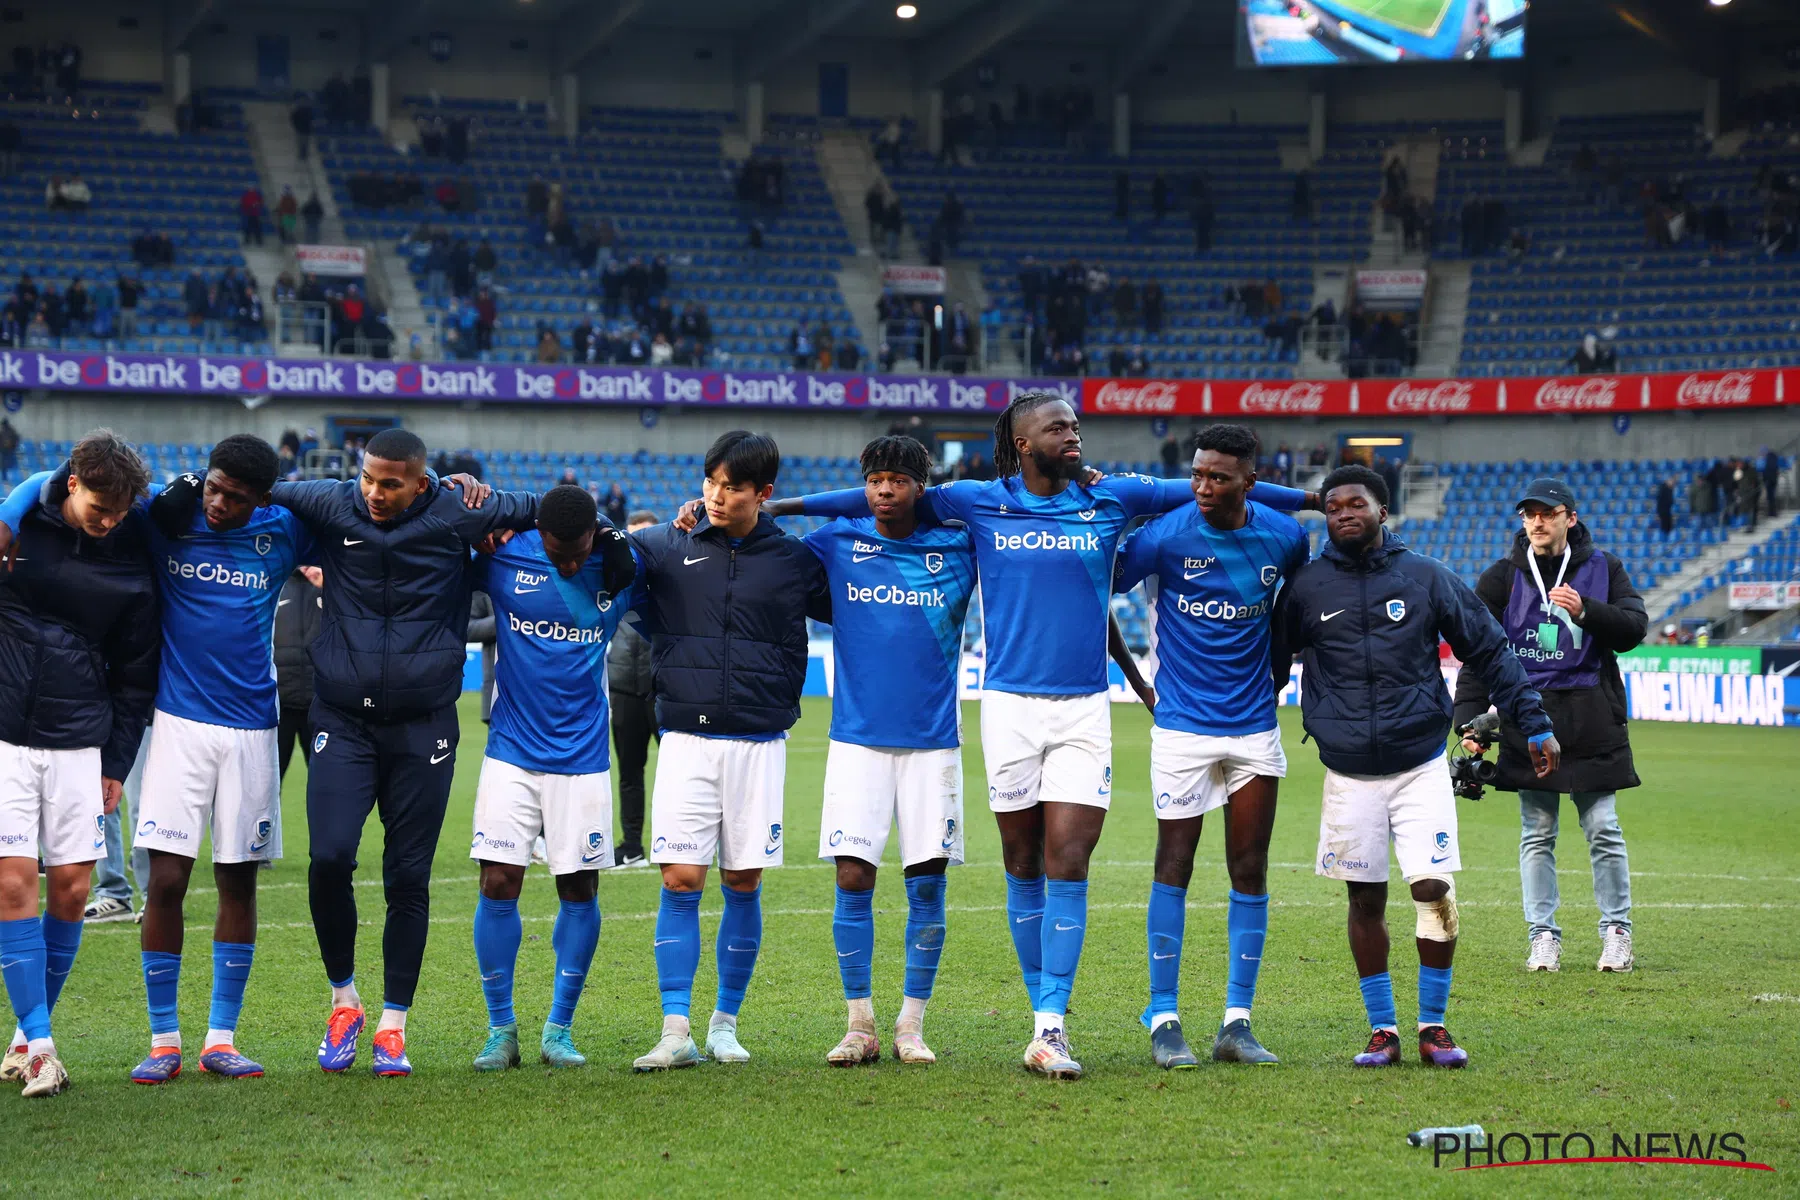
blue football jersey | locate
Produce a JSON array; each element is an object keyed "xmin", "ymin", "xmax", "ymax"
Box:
[
  {"xmin": 1115, "ymin": 500, "xmax": 1310, "ymax": 737},
  {"xmin": 804, "ymin": 475, "xmax": 1306, "ymax": 696},
  {"xmin": 149, "ymin": 498, "xmax": 313, "ymax": 730},
  {"xmin": 803, "ymin": 517, "xmax": 976, "ymax": 750},
  {"xmin": 481, "ymin": 530, "xmax": 639, "ymax": 775}
]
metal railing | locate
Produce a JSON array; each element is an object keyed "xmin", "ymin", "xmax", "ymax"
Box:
[{"xmin": 275, "ymin": 301, "xmax": 330, "ymax": 354}]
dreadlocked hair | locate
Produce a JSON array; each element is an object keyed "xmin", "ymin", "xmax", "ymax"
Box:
[
  {"xmin": 860, "ymin": 435, "xmax": 931, "ymax": 482},
  {"xmin": 991, "ymin": 390, "xmax": 1061, "ymax": 477}
]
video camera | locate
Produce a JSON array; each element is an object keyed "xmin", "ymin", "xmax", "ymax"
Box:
[{"xmin": 1448, "ymin": 712, "xmax": 1501, "ymax": 801}]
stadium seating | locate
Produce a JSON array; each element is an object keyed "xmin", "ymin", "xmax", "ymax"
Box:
[{"xmin": 323, "ymin": 101, "xmax": 862, "ymax": 369}]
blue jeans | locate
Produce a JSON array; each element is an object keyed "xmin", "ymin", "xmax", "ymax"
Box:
[
  {"xmin": 1518, "ymin": 789, "xmax": 1631, "ymax": 938},
  {"xmin": 92, "ymin": 735, "xmax": 152, "ymax": 905}
]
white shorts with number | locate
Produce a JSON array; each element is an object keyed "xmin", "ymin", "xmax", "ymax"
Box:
[
  {"xmin": 1314, "ymin": 754, "xmax": 1461, "ymax": 883},
  {"xmin": 1150, "ymin": 726, "xmax": 1287, "ymax": 820},
  {"xmin": 0, "ymin": 739, "xmax": 104, "ymax": 867},
  {"xmin": 819, "ymin": 741, "xmax": 964, "ymax": 868},
  {"xmin": 471, "ymin": 757, "xmax": 614, "ymax": 874},
  {"xmin": 650, "ymin": 732, "xmax": 787, "ymax": 871},
  {"xmin": 137, "ymin": 710, "xmax": 281, "ymax": 864},
  {"xmin": 980, "ymin": 690, "xmax": 1112, "ymax": 812}
]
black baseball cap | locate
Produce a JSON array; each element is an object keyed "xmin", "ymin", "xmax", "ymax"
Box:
[{"xmin": 1516, "ymin": 477, "xmax": 1577, "ymax": 511}]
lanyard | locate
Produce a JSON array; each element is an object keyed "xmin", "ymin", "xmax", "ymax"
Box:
[{"xmin": 1526, "ymin": 544, "xmax": 1572, "ymax": 609}]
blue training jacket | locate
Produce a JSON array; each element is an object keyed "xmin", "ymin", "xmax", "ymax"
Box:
[{"xmin": 1274, "ymin": 529, "xmax": 1552, "ymax": 777}]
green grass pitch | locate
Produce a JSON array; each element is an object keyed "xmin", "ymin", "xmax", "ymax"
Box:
[
  {"xmin": 12, "ymin": 699, "xmax": 1799, "ymax": 1196},
  {"xmin": 1330, "ymin": 0, "xmax": 1453, "ymax": 38}
]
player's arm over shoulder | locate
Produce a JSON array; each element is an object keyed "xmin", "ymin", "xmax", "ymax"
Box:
[{"xmin": 270, "ymin": 477, "xmax": 350, "ymax": 528}]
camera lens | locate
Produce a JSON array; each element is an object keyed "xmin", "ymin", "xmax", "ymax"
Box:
[{"xmin": 1473, "ymin": 759, "xmax": 1498, "ymax": 783}]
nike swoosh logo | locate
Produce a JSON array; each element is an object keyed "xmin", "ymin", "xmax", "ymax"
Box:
[
  {"xmin": 513, "ymin": 586, "xmax": 538, "ymax": 594},
  {"xmin": 727, "ymin": 945, "xmax": 757, "ymax": 953},
  {"xmin": 837, "ymin": 950, "xmax": 857, "ymax": 958},
  {"xmin": 343, "ymin": 538, "xmax": 364, "ymax": 546},
  {"xmin": 481, "ymin": 972, "xmax": 503, "ymax": 982},
  {"xmin": 0, "ymin": 958, "xmax": 22, "ymax": 969},
  {"xmin": 430, "ymin": 751, "xmax": 452, "ymax": 764},
  {"xmin": 1239, "ymin": 954, "xmax": 1261, "ymax": 962},
  {"xmin": 653, "ymin": 938, "xmax": 679, "ymax": 947},
  {"xmin": 1321, "ymin": 609, "xmax": 1345, "ymax": 621},
  {"xmin": 148, "ymin": 968, "xmax": 174, "ymax": 977},
  {"xmin": 277, "ymin": 599, "xmax": 291, "ymax": 608},
  {"xmin": 1430, "ymin": 854, "xmax": 1451, "ymax": 864},
  {"xmin": 1183, "ymin": 569, "xmax": 1208, "ymax": 580},
  {"xmin": 1053, "ymin": 922, "xmax": 1082, "ymax": 932},
  {"xmin": 683, "ymin": 555, "xmax": 709, "ymax": 565},
  {"xmin": 913, "ymin": 944, "xmax": 936, "ymax": 952},
  {"xmin": 226, "ymin": 960, "xmax": 253, "ymax": 968},
  {"xmin": 852, "ymin": 553, "xmax": 880, "ymax": 563},
  {"xmin": 560, "ymin": 969, "xmax": 582, "ymax": 977},
  {"xmin": 1152, "ymin": 952, "xmax": 1176, "ymax": 960},
  {"xmin": 1013, "ymin": 915, "xmax": 1040, "ymax": 924}
]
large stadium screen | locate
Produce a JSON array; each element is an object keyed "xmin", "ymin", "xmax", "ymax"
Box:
[{"xmin": 1238, "ymin": 0, "xmax": 1525, "ymax": 66}]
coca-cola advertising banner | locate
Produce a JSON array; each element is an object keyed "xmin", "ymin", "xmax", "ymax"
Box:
[
  {"xmin": 6, "ymin": 349, "xmax": 1079, "ymax": 413},
  {"xmin": 1084, "ymin": 369, "xmax": 1790, "ymax": 418}
]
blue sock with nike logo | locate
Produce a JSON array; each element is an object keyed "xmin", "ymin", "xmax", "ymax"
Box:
[
  {"xmin": 208, "ymin": 942, "xmax": 255, "ymax": 1046},
  {"xmin": 1225, "ymin": 889, "xmax": 1269, "ymax": 1020},
  {"xmin": 653, "ymin": 887, "xmax": 700, "ymax": 1018},
  {"xmin": 831, "ymin": 886, "xmax": 874, "ymax": 1000},
  {"xmin": 40, "ymin": 914, "xmax": 81, "ymax": 1014},
  {"xmin": 1037, "ymin": 879, "xmax": 1089, "ymax": 1026},
  {"xmin": 548, "ymin": 898, "xmax": 599, "ymax": 1026},
  {"xmin": 901, "ymin": 874, "xmax": 946, "ymax": 1001},
  {"xmin": 471, "ymin": 896, "xmax": 520, "ymax": 1028},
  {"xmin": 1004, "ymin": 872, "xmax": 1045, "ymax": 1009},
  {"xmin": 714, "ymin": 885, "xmax": 762, "ymax": 1017},
  {"xmin": 1, "ymin": 918, "xmax": 49, "ymax": 1044},
  {"xmin": 1144, "ymin": 881, "xmax": 1186, "ymax": 1027},
  {"xmin": 141, "ymin": 949, "xmax": 181, "ymax": 1044}
]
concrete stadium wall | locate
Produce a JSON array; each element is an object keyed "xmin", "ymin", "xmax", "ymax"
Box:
[{"xmin": 11, "ymin": 396, "xmax": 1791, "ymax": 471}]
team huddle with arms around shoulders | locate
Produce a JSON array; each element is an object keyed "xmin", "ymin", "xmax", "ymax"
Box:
[{"xmin": 0, "ymin": 391, "xmax": 1578, "ymax": 1096}]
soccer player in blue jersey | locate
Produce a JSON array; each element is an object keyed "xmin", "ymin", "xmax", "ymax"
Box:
[
  {"xmin": 467, "ymin": 485, "xmax": 638, "ymax": 1072},
  {"xmin": 0, "ymin": 436, "xmax": 311, "ymax": 1084},
  {"xmin": 800, "ymin": 436, "xmax": 976, "ymax": 1066},
  {"xmin": 775, "ymin": 393, "xmax": 1310, "ymax": 1078},
  {"xmin": 1112, "ymin": 424, "xmax": 1310, "ymax": 1071}
]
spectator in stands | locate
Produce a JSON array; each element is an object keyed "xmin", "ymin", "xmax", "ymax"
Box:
[
  {"xmin": 469, "ymin": 239, "xmax": 497, "ymax": 288},
  {"xmin": 1159, "ymin": 432, "xmax": 1182, "ymax": 477},
  {"xmin": 647, "ymin": 296, "xmax": 674, "ymax": 341},
  {"xmin": 876, "ymin": 117, "xmax": 904, "ymax": 169},
  {"xmin": 275, "ymin": 187, "xmax": 299, "ymax": 244},
  {"xmin": 0, "ymin": 119, "xmax": 20, "ymax": 177},
  {"xmin": 1189, "ymin": 183, "xmax": 1214, "ymax": 252},
  {"xmin": 600, "ymin": 258, "xmax": 625, "ymax": 318},
  {"xmin": 1272, "ymin": 443, "xmax": 1292, "ymax": 486},
  {"xmin": 676, "ymin": 301, "xmax": 710, "ymax": 351},
  {"xmin": 115, "ymin": 270, "xmax": 140, "ymax": 340},
  {"xmin": 1149, "ymin": 172, "xmax": 1170, "ymax": 223},
  {"xmin": 300, "ymin": 192, "xmax": 324, "ymax": 244},
  {"xmin": 603, "ymin": 485, "xmax": 629, "ymax": 528},
  {"xmin": 62, "ymin": 276, "xmax": 88, "ymax": 332},
  {"xmin": 1084, "ymin": 264, "xmax": 1110, "ymax": 321},
  {"xmin": 1142, "ymin": 279, "xmax": 1165, "ymax": 334},
  {"xmin": 182, "ymin": 270, "xmax": 208, "ymax": 331},
  {"xmin": 1655, "ymin": 477, "xmax": 1675, "ymax": 538},
  {"xmin": 620, "ymin": 325, "xmax": 649, "ymax": 365},
  {"xmin": 536, "ymin": 327, "xmax": 563, "ymax": 363},
  {"xmin": 1736, "ymin": 462, "xmax": 1761, "ymax": 533},
  {"xmin": 1112, "ymin": 275, "xmax": 1138, "ymax": 328},
  {"xmin": 473, "ymin": 286, "xmax": 497, "ymax": 351},
  {"xmin": 1376, "ymin": 455, "xmax": 1402, "ymax": 516},
  {"xmin": 789, "ymin": 321, "xmax": 813, "ymax": 370},
  {"xmin": 939, "ymin": 191, "xmax": 965, "ymax": 251},
  {"xmin": 1018, "ymin": 255, "xmax": 1046, "ymax": 318},
  {"xmin": 863, "ymin": 183, "xmax": 886, "ymax": 247},
  {"xmin": 837, "ymin": 339, "xmax": 860, "ymax": 371},
  {"xmin": 52, "ymin": 173, "xmax": 89, "ymax": 213},
  {"xmin": 881, "ymin": 195, "xmax": 904, "ymax": 260},
  {"xmin": 236, "ymin": 285, "xmax": 265, "ymax": 343},
  {"xmin": 1762, "ymin": 448, "xmax": 1783, "ymax": 518},
  {"xmin": 239, "ymin": 183, "xmax": 265, "ymax": 245},
  {"xmin": 0, "ymin": 416, "xmax": 17, "ymax": 481},
  {"xmin": 939, "ymin": 304, "xmax": 974, "ymax": 373},
  {"xmin": 1109, "ymin": 344, "xmax": 1148, "ymax": 378},
  {"xmin": 1705, "ymin": 459, "xmax": 1732, "ymax": 528},
  {"xmin": 1571, "ymin": 141, "xmax": 1597, "ymax": 196},
  {"xmin": 1264, "ymin": 310, "xmax": 1302, "ymax": 356},
  {"xmin": 569, "ymin": 315, "xmax": 596, "ymax": 363},
  {"xmin": 289, "ymin": 94, "xmax": 314, "ymax": 160},
  {"xmin": 651, "ymin": 331, "xmax": 674, "ymax": 366},
  {"xmin": 1383, "ymin": 156, "xmax": 1408, "ymax": 208},
  {"xmin": 1292, "ymin": 169, "xmax": 1312, "ymax": 222},
  {"xmin": 1114, "ymin": 169, "xmax": 1130, "ymax": 221},
  {"xmin": 434, "ymin": 177, "xmax": 460, "ymax": 214},
  {"xmin": 448, "ymin": 238, "xmax": 474, "ymax": 298},
  {"xmin": 1565, "ymin": 333, "xmax": 1615, "ymax": 375},
  {"xmin": 1703, "ymin": 198, "xmax": 1731, "ymax": 251},
  {"xmin": 1262, "ymin": 278, "xmax": 1283, "ymax": 318},
  {"xmin": 1506, "ymin": 226, "xmax": 1530, "ymax": 261}
]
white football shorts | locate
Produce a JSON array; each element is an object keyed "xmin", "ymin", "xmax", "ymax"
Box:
[
  {"xmin": 0, "ymin": 739, "xmax": 104, "ymax": 867},
  {"xmin": 819, "ymin": 740, "xmax": 964, "ymax": 868},
  {"xmin": 1315, "ymin": 754, "xmax": 1462, "ymax": 883},
  {"xmin": 136, "ymin": 710, "xmax": 282, "ymax": 864},
  {"xmin": 1149, "ymin": 726, "xmax": 1286, "ymax": 820},
  {"xmin": 980, "ymin": 690, "xmax": 1112, "ymax": 813},
  {"xmin": 650, "ymin": 732, "xmax": 787, "ymax": 871},
  {"xmin": 471, "ymin": 757, "xmax": 614, "ymax": 874}
]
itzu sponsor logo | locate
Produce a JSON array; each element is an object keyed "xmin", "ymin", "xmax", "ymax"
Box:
[
  {"xmin": 851, "ymin": 540, "xmax": 884, "ymax": 558},
  {"xmin": 993, "ymin": 529, "xmax": 1101, "ymax": 553},
  {"xmin": 1385, "ymin": 379, "xmax": 1475, "ymax": 414},
  {"xmin": 1675, "ymin": 371, "xmax": 1756, "ymax": 407},
  {"xmin": 1237, "ymin": 381, "xmax": 1328, "ymax": 415},
  {"xmin": 1091, "ymin": 379, "xmax": 1182, "ymax": 415},
  {"xmin": 1533, "ymin": 377, "xmax": 1619, "ymax": 411}
]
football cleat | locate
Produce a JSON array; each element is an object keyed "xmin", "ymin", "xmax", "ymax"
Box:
[
  {"xmin": 612, "ymin": 848, "xmax": 648, "ymax": 869},
  {"xmin": 130, "ymin": 1047, "xmax": 183, "ymax": 1084},
  {"xmin": 1, "ymin": 1042, "xmax": 27, "ymax": 1083},
  {"xmin": 892, "ymin": 1024, "xmax": 936, "ymax": 1065},
  {"xmin": 1149, "ymin": 1019, "xmax": 1199, "ymax": 1070},
  {"xmin": 540, "ymin": 1022, "xmax": 587, "ymax": 1068},
  {"xmin": 21, "ymin": 1051, "xmax": 69, "ymax": 1097},
  {"xmin": 1526, "ymin": 931, "xmax": 1562, "ymax": 972},
  {"xmin": 1353, "ymin": 1028, "xmax": 1402, "ymax": 1068},
  {"xmin": 198, "ymin": 1046, "xmax": 264, "ymax": 1078},
  {"xmin": 82, "ymin": 896, "xmax": 135, "ymax": 924},
  {"xmin": 1597, "ymin": 926, "xmax": 1634, "ymax": 973},
  {"xmin": 1023, "ymin": 1028, "xmax": 1082, "ymax": 1080},
  {"xmin": 317, "ymin": 1006, "xmax": 365, "ymax": 1072},
  {"xmin": 705, "ymin": 1023, "xmax": 750, "ymax": 1064},
  {"xmin": 371, "ymin": 1029, "xmax": 411, "ymax": 1077},
  {"xmin": 632, "ymin": 1032, "xmax": 702, "ymax": 1072},
  {"xmin": 1419, "ymin": 1025, "xmax": 1469, "ymax": 1069},
  {"xmin": 473, "ymin": 1024, "xmax": 520, "ymax": 1072},
  {"xmin": 826, "ymin": 1029, "xmax": 880, "ymax": 1067},
  {"xmin": 1212, "ymin": 1018, "xmax": 1279, "ymax": 1065}
]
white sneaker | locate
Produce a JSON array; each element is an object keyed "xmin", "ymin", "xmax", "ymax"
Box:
[
  {"xmin": 1597, "ymin": 925, "xmax": 1634, "ymax": 973},
  {"xmin": 1526, "ymin": 931, "xmax": 1562, "ymax": 972},
  {"xmin": 705, "ymin": 1022, "xmax": 750, "ymax": 1064},
  {"xmin": 0, "ymin": 1042, "xmax": 26, "ymax": 1083},
  {"xmin": 631, "ymin": 1032, "xmax": 701, "ymax": 1072},
  {"xmin": 20, "ymin": 1051, "xmax": 69, "ymax": 1097},
  {"xmin": 83, "ymin": 896, "xmax": 135, "ymax": 924},
  {"xmin": 893, "ymin": 1023, "xmax": 937, "ymax": 1065}
]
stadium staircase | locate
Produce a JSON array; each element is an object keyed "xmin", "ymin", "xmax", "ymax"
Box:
[
  {"xmin": 814, "ymin": 127, "xmax": 909, "ymax": 364},
  {"xmin": 237, "ymin": 105, "xmax": 311, "ymax": 345},
  {"xmin": 1367, "ymin": 137, "xmax": 1437, "ymax": 269},
  {"xmin": 1415, "ymin": 259, "xmax": 1472, "ymax": 376}
]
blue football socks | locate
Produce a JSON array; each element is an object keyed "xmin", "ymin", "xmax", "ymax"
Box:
[
  {"xmin": 549, "ymin": 898, "xmax": 600, "ymax": 1027},
  {"xmin": 40, "ymin": 913, "xmax": 81, "ymax": 1013},
  {"xmin": 1225, "ymin": 889, "xmax": 1269, "ymax": 1016},
  {"xmin": 1, "ymin": 918, "xmax": 49, "ymax": 1042},
  {"xmin": 714, "ymin": 885, "xmax": 762, "ymax": 1017},
  {"xmin": 1004, "ymin": 872, "xmax": 1045, "ymax": 1009},
  {"xmin": 902, "ymin": 874, "xmax": 947, "ymax": 1001},
  {"xmin": 1418, "ymin": 964, "xmax": 1453, "ymax": 1029},
  {"xmin": 1359, "ymin": 971, "xmax": 1398, "ymax": 1030},
  {"xmin": 471, "ymin": 895, "xmax": 521, "ymax": 1028},
  {"xmin": 1144, "ymin": 881, "xmax": 1186, "ymax": 1026},
  {"xmin": 832, "ymin": 886, "xmax": 874, "ymax": 1000},
  {"xmin": 141, "ymin": 949, "xmax": 181, "ymax": 1038},
  {"xmin": 208, "ymin": 942, "xmax": 255, "ymax": 1038},
  {"xmin": 1038, "ymin": 879, "xmax": 1089, "ymax": 1021},
  {"xmin": 653, "ymin": 887, "xmax": 701, "ymax": 1018}
]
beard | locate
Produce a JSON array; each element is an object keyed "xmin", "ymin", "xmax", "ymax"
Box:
[{"xmin": 1029, "ymin": 444, "xmax": 1083, "ymax": 483}]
